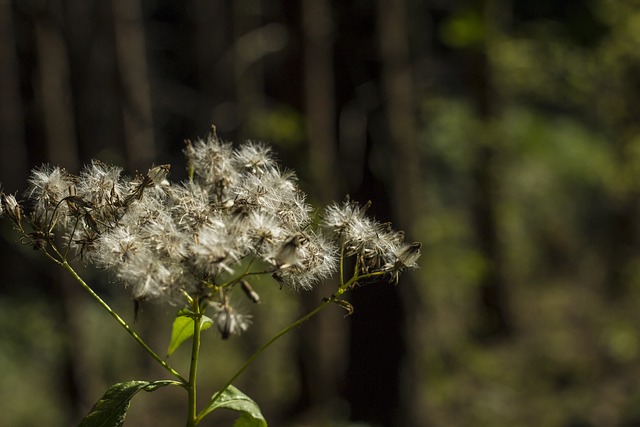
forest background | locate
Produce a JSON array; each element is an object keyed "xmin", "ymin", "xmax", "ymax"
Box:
[{"xmin": 0, "ymin": 0, "xmax": 638, "ymax": 426}]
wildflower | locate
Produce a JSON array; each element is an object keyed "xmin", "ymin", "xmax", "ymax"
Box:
[
  {"xmin": 210, "ymin": 301, "xmax": 252, "ymax": 339},
  {"xmin": 392, "ymin": 241, "xmax": 422, "ymax": 269},
  {"xmin": 323, "ymin": 199, "xmax": 385, "ymax": 264},
  {"xmin": 1, "ymin": 193, "xmax": 22, "ymax": 230},
  {"xmin": 2, "ymin": 127, "xmax": 420, "ymax": 332},
  {"xmin": 233, "ymin": 141, "xmax": 275, "ymax": 173},
  {"xmin": 238, "ymin": 210, "xmax": 286, "ymax": 256},
  {"xmin": 169, "ymin": 181, "xmax": 213, "ymax": 229},
  {"xmin": 271, "ymin": 233, "xmax": 307, "ymax": 269},
  {"xmin": 271, "ymin": 230, "xmax": 337, "ymax": 291},
  {"xmin": 146, "ymin": 164, "xmax": 171, "ymax": 186},
  {"xmin": 184, "ymin": 136, "xmax": 239, "ymax": 202},
  {"xmin": 123, "ymin": 165, "xmax": 170, "ymax": 207},
  {"xmin": 25, "ymin": 165, "xmax": 76, "ymax": 229},
  {"xmin": 91, "ymin": 226, "xmax": 141, "ymax": 267},
  {"xmin": 323, "ymin": 198, "xmax": 419, "ymax": 278},
  {"xmin": 233, "ymin": 166, "xmax": 310, "ymax": 229},
  {"xmin": 141, "ymin": 210, "xmax": 190, "ymax": 261},
  {"xmin": 76, "ymin": 160, "xmax": 126, "ymax": 209},
  {"xmin": 322, "ymin": 198, "xmax": 372, "ymax": 240},
  {"xmin": 383, "ymin": 241, "xmax": 422, "ymax": 284},
  {"xmin": 26, "ymin": 165, "xmax": 75, "ymax": 206},
  {"xmin": 190, "ymin": 218, "xmax": 238, "ymax": 276},
  {"xmin": 240, "ymin": 279, "xmax": 260, "ymax": 304},
  {"xmin": 117, "ymin": 252, "xmax": 175, "ymax": 301}
]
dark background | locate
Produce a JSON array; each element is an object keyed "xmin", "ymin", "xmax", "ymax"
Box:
[{"xmin": 2, "ymin": 0, "xmax": 640, "ymax": 426}]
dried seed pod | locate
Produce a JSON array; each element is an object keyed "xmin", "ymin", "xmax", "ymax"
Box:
[
  {"xmin": 1, "ymin": 193, "xmax": 22, "ymax": 230},
  {"xmin": 274, "ymin": 233, "xmax": 307, "ymax": 268},
  {"xmin": 240, "ymin": 279, "xmax": 260, "ymax": 304}
]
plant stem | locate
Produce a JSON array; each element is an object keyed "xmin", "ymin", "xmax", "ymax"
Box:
[
  {"xmin": 186, "ymin": 300, "xmax": 203, "ymax": 427},
  {"xmin": 60, "ymin": 260, "xmax": 188, "ymax": 384},
  {"xmin": 197, "ymin": 269, "xmax": 390, "ymax": 423},
  {"xmin": 196, "ymin": 292, "xmax": 340, "ymax": 423}
]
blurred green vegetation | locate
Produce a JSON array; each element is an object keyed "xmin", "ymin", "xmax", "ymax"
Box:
[
  {"xmin": 5, "ymin": 0, "xmax": 640, "ymax": 426},
  {"xmin": 411, "ymin": 2, "xmax": 640, "ymax": 424}
]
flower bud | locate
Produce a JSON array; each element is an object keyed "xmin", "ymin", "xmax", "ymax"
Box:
[
  {"xmin": 396, "ymin": 242, "xmax": 422, "ymax": 269},
  {"xmin": 240, "ymin": 279, "xmax": 260, "ymax": 304},
  {"xmin": 1, "ymin": 193, "xmax": 22, "ymax": 229}
]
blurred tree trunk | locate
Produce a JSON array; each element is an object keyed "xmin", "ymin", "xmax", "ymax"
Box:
[
  {"xmin": 378, "ymin": 1, "xmax": 420, "ymax": 226},
  {"xmin": 65, "ymin": 1, "xmax": 123, "ymax": 160},
  {"xmin": 0, "ymin": 0, "xmax": 28, "ymax": 189},
  {"xmin": 342, "ymin": 0, "xmax": 415, "ymax": 424},
  {"xmin": 112, "ymin": 0, "xmax": 155, "ymax": 171},
  {"xmin": 34, "ymin": 9, "xmax": 79, "ymax": 168},
  {"xmin": 468, "ymin": 0, "xmax": 511, "ymax": 340},
  {"xmin": 377, "ymin": 1, "xmax": 425, "ymax": 426},
  {"xmin": 233, "ymin": 0, "xmax": 265, "ymax": 139},
  {"xmin": 289, "ymin": 0, "xmax": 345, "ymax": 423},
  {"xmin": 193, "ymin": 0, "xmax": 229, "ymax": 126},
  {"xmin": 303, "ymin": 0, "xmax": 338, "ymax": 202},
  {"xmin": 602, "ymin": 37, "xmax": 640, "ymax": 299},
  {"xmin": 33, "ymin": 5, "xmax": 94, "ymax": 421}
]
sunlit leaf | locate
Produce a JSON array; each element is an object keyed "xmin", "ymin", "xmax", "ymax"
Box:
[
  {"xmin": 234, "ymin": 412, "xmax": 267, "ymax": 427},
  {"xmin": 199, "ymin": 385, "xmax": 267, "ymax": 426},
  {"xmin": 167, "ymin": 313, "xmax": 212, "ymax": 356},
  {"xmin": 78, "ymin": 380, "xmax": 174, "ymax": 427}
]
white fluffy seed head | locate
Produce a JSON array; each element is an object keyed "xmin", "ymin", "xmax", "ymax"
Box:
[{"xmin": 9, "ymin": 132, "xmax": 419, "ymax": 309}]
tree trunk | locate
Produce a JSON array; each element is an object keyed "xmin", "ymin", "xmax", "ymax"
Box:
[
  {"xmin": 112, "ymin": 0, "xmax": 155, "ymax": 171},
  {"xmin": 377, "ymin": 0, "xmax": 425, "ymax": 425},
  {"xmin": 467, "ymin": 0, "xmax": 511, "ymax": 340},
  {"xmin": 34, "ymin": 11, "xmax": 79, "ymax": 168},
  {"xmin": 0, "ymin": 0, "xmax": 28, "ymax": 189},
  {"xmin": 289, "ymin": 1, "xmax": 345, "ymax": 423},
  {"xmin": 34, "ymin": 5, "xmax": 93, "ymax": 421}
]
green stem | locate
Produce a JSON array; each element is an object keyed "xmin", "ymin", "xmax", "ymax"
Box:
[
  {"xmin": 339, "ymin": 243, "xmax": 346, "ymax": 287},
  {"xmin": 186, "ymin": 300, "xmax": 203, "ymax": 427},
  {"xmin": 198, "ymin": 269, "xmax": 389, "ymax": 422},
  {"xmin": 196, "ymin": 290, "xmax": 344, "ymax": 423},
  {"xmin": 60, "ymin": 260, "xmax": 188, "ymax": 384}
]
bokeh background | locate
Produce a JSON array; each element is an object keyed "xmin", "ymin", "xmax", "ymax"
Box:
[{"xmin": 1, "ymin": 0, "xmax": 640, "ymax": 426}]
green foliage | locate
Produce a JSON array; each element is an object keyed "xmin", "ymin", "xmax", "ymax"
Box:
[
  {"xmin": 199, "ymin": 385, "xmax": 267, "ymax": 427},
  {"xmin": 167, "ymin": 309, "xmax": 212, "ymax": 357},
  {"xmin": 412, "ymin": 3, "xmax": 640, "ymax": 426},
  {"xmin": 439, "ymin": 7, "xmax": 486, "ymax": 48},
  {"xmin": 246, "ymin": 104, "xmax": 305, "ymax": 149},
  {"xmin": 78, "ymin": 381, "xmax": 175, "ymax": 427}
]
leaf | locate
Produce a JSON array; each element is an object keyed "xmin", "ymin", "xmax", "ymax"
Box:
[
  {"xmin": 78, "ymin": 380, "xmax": 173, "ymax": 427},
  {"xmin": 234, "ymin": 412, "xmax": 267, "ymax": 427},
  {"xmin": 167, "ymin": 313, "xmax": 212, "ymax": 356},
  {"xmin": 199, "ymin": 385, "xmax": 267, "ymax": 426}
]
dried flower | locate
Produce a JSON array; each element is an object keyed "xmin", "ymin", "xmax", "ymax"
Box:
[
  {"xmin": 2, "ymin": 128, "xmax": 420, "ymax": 332},
  {"xmin": 233, "ymin": 141, "xmax": 275, "ymax": 173},
  {"xmin": 323, "ymin": 198, "xmax": 419, "ymax": 278},
  {"xmin": 210, "ymin": 301, "xmax": 252, "ymax": 339},
  {"xmin": 184, "ymin": 136, "xmax": 239, "ymax": 202},
  {"xmin": 240, "ymin": 279, "xmax": 260, "ymax": 304},
  {"xmin": 25, "ymin": 165, "xmax": 76, "ymax": 230},
  {"xmin": 1, "ymin": 193, "xmax": 22, "ymax": 230}
]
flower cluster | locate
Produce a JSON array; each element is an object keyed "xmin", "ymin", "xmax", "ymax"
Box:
[
  {"xmin": 322, "ymin": 199, "xmax": 422, "ymax": 283},
  {"xmin": 0, "ymin": 129, "xmax": 420, "ymax": 337}
]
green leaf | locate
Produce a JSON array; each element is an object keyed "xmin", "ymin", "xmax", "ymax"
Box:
[
  {"xmin": 167, "ymin": 313, "xmax": 212, "ymax": 356},
  {"xmin": 78, "ymin": 380, "xmax": 173, "ymax": 427},
  {"xmin": 234, "ymin": 412, "xmax": 267, "ymax": 427},
  {"xmin": 199, "ymin": 385, "xmax": 267, "ymax": 426}
]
